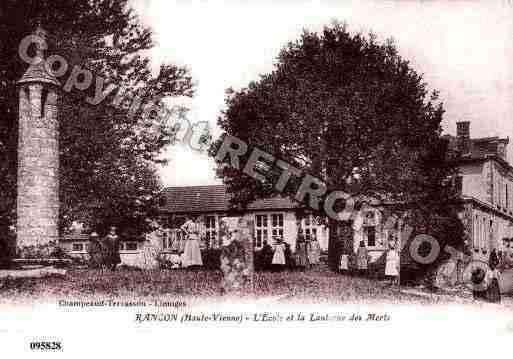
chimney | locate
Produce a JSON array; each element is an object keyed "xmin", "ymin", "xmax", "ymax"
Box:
[
  {"xmin": 456, "ymin": 121, "xmax": 471, "ymax": 155},
  {"xmin": 497, "ymin": 138, "xmax": 509, "ymax": 161}
]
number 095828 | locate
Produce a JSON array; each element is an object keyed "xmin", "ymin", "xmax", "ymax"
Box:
[{"xmin": 29, "ymin": 341, "xmax": 62, "ymax": 350}]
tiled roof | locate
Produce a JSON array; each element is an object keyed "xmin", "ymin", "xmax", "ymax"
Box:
[
  {"xmin": 444, "ymin": 134, "xmax": 509, "ymax": 161},
  {"xmin": 159, "ymin": 185, "xmax": 297, "ymax": 214}
]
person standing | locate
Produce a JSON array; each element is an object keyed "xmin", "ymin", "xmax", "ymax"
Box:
[
  {"xmin": 180, "ymin": 216, "xmax": 203, "ymax": 268},
  {"xmin": 104, "ymin": 226, "xmax": 121, "ymax": 271},
  {"xmin": 295, "ymin": 231, "xmax": 309, "ymax": 271},
  {"xmin": 339, "ymin": 253, "xmax": 350, "ymax": 273},
  {"xmin": 486, "ymin": 249, "xmax": 501, "ymax": 303},
  {"xmin": 272, "ymin": 238, "xmax": 286, "ymax": 272},
  {"xmin": 284, "ymin": 242, "xmax": 294, "ymax": 270},
  {"xmin": 87, "ymin": 232, "xmax": 104, "ymax": 269},
  {"xmin": 385, "ymin": 243, "xmax": 400, "ymax": 285},
  {"xmin": 306, "ymin": 235, "xmax": 321, "ymax": 265},
  {"xmin": 260, "ymin": 240, "xmax": 274, "ymax": 271},
  {"xmin": 356, "ymin": 241, "xmax": 369, "ymax": 276},
  {"xmin": 140, "ymin": 231, "xmax": 160, "ymax": 270}
]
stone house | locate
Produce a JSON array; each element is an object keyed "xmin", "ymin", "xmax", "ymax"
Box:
[
  {"xmin": 59, "ymin": 185, "xmax": 330, "ymax": 266},
  {"xmin": 448, "ymin": 121, "xmax": 513, "ymax": 261},
  {"xmin": 327, "ymin": 121, "xmax": 513, "ymax": 271},
  {"xmin": 157, "ymin": 185, "xmax": 330, "ymax": 252}
]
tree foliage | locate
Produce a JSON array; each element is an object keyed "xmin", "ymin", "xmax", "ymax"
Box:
[
  {"xmin": 213, "ymin": 23, "xmax": 463, "ymax": 248},
  {"xmin": 0, "ymin": 0, "xmax": 193, "ymax": 240}
]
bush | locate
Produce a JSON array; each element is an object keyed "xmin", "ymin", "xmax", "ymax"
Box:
[
  {"xmin": 201, "ymin": 249, "xmax": 222, "ymax": 270},
  {"xmin": 254, "ymin": 249, "xmax": 273, "ymax": 271},
  {"xmin": 0, "ymin": 234, "xmax": 16, "ymax": 269}
]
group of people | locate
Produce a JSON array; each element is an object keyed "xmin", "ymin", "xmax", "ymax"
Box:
[
  {"xmin": 293, "ymin": 232, "xmax": 322, "ymax": 269},
  {"xmin": 87, "ymin": 226, "xmax": 121, "ymax": 270},
  {"xmin": 178, "ymin": 216, "xmax": 324, "ymax": 272},
  {"xmin": 84, "ymin": 216, "xmax": 207, "ymax": 270},
  {"xmin": 256, "ymin": 234, "xmax": 321, "ymax": 272},
  {"xmin": 471, "ymin": 248, "xmax": 504, "ymax": 303},
  {"xmin": 339, "ymin": 240, "xmax": 400, "ymax": 284}
]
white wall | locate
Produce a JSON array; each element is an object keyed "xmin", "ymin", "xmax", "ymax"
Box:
[
  {"xmin": 460, "ymin": 162, "xmax": 487, "ymax": 202},
  {"xmin": 470, "ymin": 206, "xmax": 513, "ymax": 262}
]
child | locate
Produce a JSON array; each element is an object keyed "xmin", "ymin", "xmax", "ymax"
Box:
[
  {"xmin": 339, "ymin": 253, "xmax": 349, "ymax": 273},
  {"xmin": 485, "ymin": 265, "xmax": 501, "ymax": 303},
  {"xmin": 356, "ymin": 241, "xmax": 369, "ymax": 276},
  {"xmin": 272, "ymin": 238, "xmax": 286, "ymax": 272},
  {"xmin": 385, "ymin": 243, "xmax": 400, "ymax": 285},
  {"xmin": 471, "ymin": 265, "xmax": 487, "ymax": 301}
]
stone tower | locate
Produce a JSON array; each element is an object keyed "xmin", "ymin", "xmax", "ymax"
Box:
[{"xmin": 17, "ymin": 27, "xmax": 60, "ymax": 251}]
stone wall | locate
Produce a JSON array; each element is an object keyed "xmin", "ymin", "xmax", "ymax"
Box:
[{"xmin": 17, "ymin": 84, "xmax": 59, "ymax": 252}]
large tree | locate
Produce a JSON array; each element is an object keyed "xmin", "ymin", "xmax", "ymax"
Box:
[
  {"xmin": 212, "ymin": 23, "xmax": 463, "ymax": 270},
  {"xmin": 0, "ymin": 0, "xmax": 193, "ymax": 251}
]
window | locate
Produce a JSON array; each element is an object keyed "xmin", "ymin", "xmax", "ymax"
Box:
[
  {"xmin": 164, "ymin": 229, "xmax": 186, "ymax": 252},
  {"xmin": 162, "ymin": 230, "xmax": 170, "ymax": 250},
  {"xmin": 255, "ymin": 214, "xmax": 268, "ymax": 247},
  {"xmin": 474, "ymin": 215, "xmax": 479, "ymax": 250},
  {"xmin": 72, "ymin": 243, "xmax": 84, "ymax": 252},
  {"xmin": 364, "ymin": 226, "xmax": 376, "ymax": 247},
  {"xmin": 506, "ymin": 183, "xmax": 509, "ymax": 209},
  {"xmin": 481, "ymin": 218, "xmax": 487, "ymax": 251},
  {"xmin": 271, "ymin": 214, "xmax": 284, "ymax": 243},
  {"xmin": 455, "ymin": 176, "xmax": 463, "ymax": 195},
  {"xmin": 487, "ymin": 220, "xmax": 493, "ymax": 253},
  {"xmin": 362, "ymin": 211, "xmax": 378, "ymax": 247},
  {"xmin": 254, "ymin": 213, "xmax": 285, "ymax": 247},
  {"xmin": 123, "ymin": 242, "xmax": 138, "ymax": 251},
  {"xmin": 205, "ymin": 216, "xmax": 219, "ymax": 248},
  {"xmin": 497, "ymin": 177, "xmax": 503, "ymax": 208},
  {"xmin": 302, "ymin": 215, "xmax": 318, "ymax": 241}
]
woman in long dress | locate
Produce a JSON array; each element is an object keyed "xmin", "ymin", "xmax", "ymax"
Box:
[
  {"xmin": 180, "ymin": 216, "xmax": 203, "ymax": 268},
  {"xmin": 295, "ymin": 232, "xmax": 309, "ymax": 270}
]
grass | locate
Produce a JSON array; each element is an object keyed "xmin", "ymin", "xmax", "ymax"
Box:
[{"xmin": 0, "ymin": 265, "xmax": 465, "ymax": 305}]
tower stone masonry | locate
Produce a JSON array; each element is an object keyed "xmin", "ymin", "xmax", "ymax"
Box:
[{"xmin": 17, "ymin": 27, "xmax": 61, "ymax": 252}]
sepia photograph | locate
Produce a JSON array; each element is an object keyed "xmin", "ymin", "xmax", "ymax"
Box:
[{"xmin": 0, "ymin": 0, "xmax": 512, "ymax": 356}]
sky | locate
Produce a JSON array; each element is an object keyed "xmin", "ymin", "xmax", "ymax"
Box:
[{"xmin": 131, "ymin": 0, "xmax": 513, "ymax": 187}]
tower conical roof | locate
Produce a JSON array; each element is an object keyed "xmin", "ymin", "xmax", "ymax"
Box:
[
  {"xmin": 18, "ymin": 61, "xmax": 60, "ymax": 86},
  {"xmin": 17, "ymin": 27, "xmax": 60, "ymax": 87}
]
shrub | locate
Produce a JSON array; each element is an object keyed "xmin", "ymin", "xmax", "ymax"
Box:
[
  {"xmin": 254, "ymin": 250, "xmax": 273, "ymax": 271},
  {"xmin": 201, "ymin": 249, "xmax": 222, "ymax": 270},
  {"xmin": 0, "ymin": 234, "xmax": 16, "ymax": 269}
]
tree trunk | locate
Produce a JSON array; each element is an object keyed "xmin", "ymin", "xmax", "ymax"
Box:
[{"xmin": 328, "ymin": 220, "xmax": 353, "ymax": 272}]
